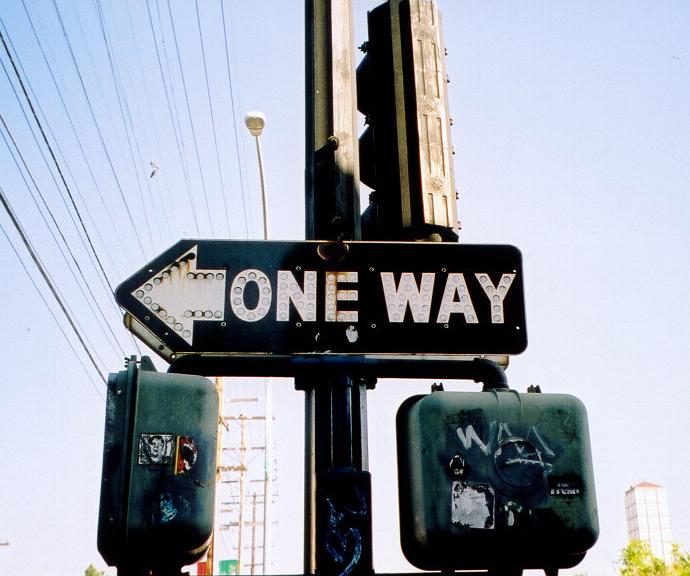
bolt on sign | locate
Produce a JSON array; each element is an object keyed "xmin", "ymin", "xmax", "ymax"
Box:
[{"xmin": 115, "ymin": 240, "xmax": 527, "ymax": 360}]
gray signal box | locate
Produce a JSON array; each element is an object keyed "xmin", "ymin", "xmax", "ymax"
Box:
[
  {"xmin": 98, "ymin": 358, "xmax": 218, "ymax": 573},
  {"xmin": 396, "ymin": 389, "xmax": 598, "ymax": 572}
]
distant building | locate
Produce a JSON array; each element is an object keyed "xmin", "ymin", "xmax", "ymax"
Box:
[{"xmin": 625, "ymin": 482, "xmax": 673, "ymax": 563}]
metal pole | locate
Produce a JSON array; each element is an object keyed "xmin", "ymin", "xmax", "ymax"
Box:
[
  {"xmin": 251, "ymin": 493, "xmax": 258, "ymax": 576},
  {"xmin": 238, "ymin": 416, "xmax": 247, "ymax": 574},
  {"xmin": 302, "ymin": 385, "xmax": 317, "ymax": 572},
  {"xmin": 304, "ymin": 0, "xmax": 360, "ymax": 241},
  {"xmin": 262, "ymin": 379, "xmax": 272, "ymax": 574},
  {"xmin": 254, "ymin": 134, "xmax": 269, "ymax": 242},
  {"xmin": 244, "ymin": 110, "xmax": 269, "ymax": 241}
]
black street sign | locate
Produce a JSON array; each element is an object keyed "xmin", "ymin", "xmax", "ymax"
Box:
[{"xmin": 115, "ymin": 240, "xmax": 527, "ymax": 360}]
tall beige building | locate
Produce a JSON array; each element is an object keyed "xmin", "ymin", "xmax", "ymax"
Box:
[{"xmin": 625, "ymin": 482, "xmax": 673, "ymax": 563}]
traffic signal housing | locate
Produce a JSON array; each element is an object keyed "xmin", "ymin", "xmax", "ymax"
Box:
[
  {"xmin": 358, "ymin": 0, "xmax": 458, "ymax": 241},
  {"xmin": 98, "ymin": 357, "xmax": 219, "ymax": 574},
  {"xmin": 397, "ymin": 389, "xmax": 598, "ymax": 573}
]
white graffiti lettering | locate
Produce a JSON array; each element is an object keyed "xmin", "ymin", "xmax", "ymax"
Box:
[
  {"xmin": 456, "ymin": 422, "xmax": 554, "ymax": 459},
  {"xmin": 456, "ymin": 424, "xmax": 491, "ymax": 455}
]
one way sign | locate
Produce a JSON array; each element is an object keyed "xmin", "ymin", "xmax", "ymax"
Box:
[{"xmin": 115, "ymin": 240, "xmax": 527, "ymax": 360}]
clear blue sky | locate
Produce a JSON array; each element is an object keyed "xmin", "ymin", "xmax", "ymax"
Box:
[{"xmin": 0, "ymin": 1, "xmax": 689, "ymax": 575}]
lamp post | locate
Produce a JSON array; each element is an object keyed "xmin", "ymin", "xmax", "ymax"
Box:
[
  {"xmin": 244, "ymin": 111, "xmax": 272, "ymax": 575},
  {"xmin": 244, "ymin": 111, "xmax": 268, "ymax": 241}
]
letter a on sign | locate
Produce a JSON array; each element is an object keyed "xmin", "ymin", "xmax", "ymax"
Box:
[{"xmin": 437, "ymin": 273, "xmax": 478, "ymax": 324}]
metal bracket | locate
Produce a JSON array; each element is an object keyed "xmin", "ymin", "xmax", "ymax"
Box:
[{"xmin": 168, "ymin": 354, "xmax": 507, "ymax": 390}]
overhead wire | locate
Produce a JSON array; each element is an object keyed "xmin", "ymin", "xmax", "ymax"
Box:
[
  {"xmin": 0, "ymin": 217, "xmax": 106, "ymax": 401},
  {"xmin": 0, "ymin": 184, "xmax": 108, "ymax": 389},
  {"xmin": 1, "ymin": 11, "xmax": 124, "ymax": 281},
  {"xmin": 165, "ymin": 0, "xmax": 215, "ymax": 237},
  {"xmin": 220, "ymin": 0, "xmax": 250, "ymax": 238},
  {"xmin": 145, "ymin": 0, "xmax": 199, "ymax": 235},
  {"xmin": 0, "ymin": 25, "xmax": 116, "ymax": 291},
  {"xmin": 50, "ymin": 0, "xmax": 148, "ymax": 257},
  {"xmin": 6, "ymin": 3, "xmax": 143, "ymax": 356},
  {"xmin": 0, "ymin": 112, "xmax": 128, "ymax": 360},
  {"xmin": 19, "ymin": 0, "xmax": 135, "ymax": 271},
  {"xmin": 194, "ymin": 0, "xmax": 232, "ymax": 238},
  {"xmin": 62, "ymin": 0, "xmax": 137, "ymax": 208},
  {"xmin": 0, "ymin": 23, "xmax": 134, "ymax": 357},
  {"xmin": 2, "ymin": 0, "xmax": 262, "ymax": 370},
  {"xmin": 91, "ymin": 0, "xmax": 157, "ymax": 252},
  {"xmin": 121, "ymin": 0, "xmax": 176, "ymax": 245},
  {"xmin": 0, "ymin": 16, "xmax": 125, "ymax": 295}
]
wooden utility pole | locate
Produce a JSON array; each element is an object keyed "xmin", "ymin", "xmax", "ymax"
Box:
[
  {"xmin": 304, "ymin": 0, "xmax": 360, "ymax": 242},
  {"xmin": 237, "ymin": 415, "xmax": 247, "ymax": 572},
  {"xmin": 205, "ymin": 377, "xmax": 227, "ymax": 574},
  {"xmin": 250, "ymin": 493, "xmax": 258, "ymax": 575},
  {"xmin": 219, "ymin": 405, "xmax": 270, "ymax": 575}
]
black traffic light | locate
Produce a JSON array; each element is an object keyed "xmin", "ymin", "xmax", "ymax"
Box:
[
  {"xmin": 357, "ymin": 0, "xmax": 458, "ymax": 241},
  {"xmin": 397, "ymin": 389, "xmax": 598, "ymax": 573},
  {"xmin": 98, "ymin": 356, "xmax": 219, "ymax": 575}
]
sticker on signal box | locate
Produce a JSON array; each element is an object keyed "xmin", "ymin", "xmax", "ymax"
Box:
[
  {"xmin": 138, "ymin": 433, "xmax": 174, "ymax": 465},
  {"xmin": 175, "ymin": 436, "xmax": 198, "ymax": 475}
]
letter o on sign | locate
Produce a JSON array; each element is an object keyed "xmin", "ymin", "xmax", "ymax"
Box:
[{"xmin": 229, "ymin": 269, "xmax": 272, "ymax": 322}]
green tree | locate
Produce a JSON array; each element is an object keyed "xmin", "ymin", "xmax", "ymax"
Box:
[
  {"xmin": 84, "ymin": 564, "xmax": 104, "ymax": 576},
  {"xmin": 670, "ymin": 545, "xmax": 690, "ymax": 576},
  {"xmin": 620, "ymin": 540, "xmax": 690, "ymax": 576}
]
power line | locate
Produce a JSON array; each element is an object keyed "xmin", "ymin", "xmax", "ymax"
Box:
[
  {"xmin": 0, "ymin": 25, "xmax": 115, "ymax": 292},
  {"xmin": 0, "ymin": 16, "xmax": 124, "ymax": 292},
  {"xmin": 121, "ymin": 0, "xmax": 176, "ymax": 245},
  {"xmin": 0, "ymin": 116, "xmax": 128, "ymax": 359},
  {"xmin": 92, "ymin": 0, "xmax": 156, "ymax": 252},
  {"xmin": 2, "ymin": 30, "xmax": 124, "ymax": 280},
  {"xmin": 195, "ymin": 0, "xmax": 232, "ymax": 238},
  {"xmin": 0, "ymin": 184, "xmax": 108, "ymax": 389},
  {"xmin": 145, "ymin": 0, "xmax": 200, "ymax": 235},
  {"xmin": 220, "ymin": 0, "xmax": 250, "ymax": 238},
  {"xmin": 0, "ymin": 217, "xmax": 106, "ymax": 401},
  {"xmin": 165, "ymin": 0, "xmax": 215, "ymax": 237},
  {"xmin": 50, "ymin": 0, "xmax": 148, "ymax": 257},
  {"xmin": 10, "ymin": 2, "xmax": 144, "ymax": 357},
  {"xmin": 0, "ymin": 24, "xmax": 134, "ymax": 357},
  {"xmin": 18, "ymin": 0, "xmax": 135, "ymax": 271}
]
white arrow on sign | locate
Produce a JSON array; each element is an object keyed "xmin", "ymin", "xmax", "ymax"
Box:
[{"xmin": 131, "ymin": 245, "xmax": 226, "ymax": 344}]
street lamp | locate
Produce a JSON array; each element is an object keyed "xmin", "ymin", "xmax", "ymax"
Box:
[
  {"xmin": 244, "ymin": 110, "xmax": 272, "ymax": 575},
  {"xmin": 244, "ymin": 111, "xmax": 268, "ymax": 240}
]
